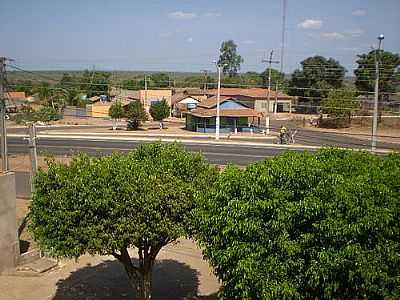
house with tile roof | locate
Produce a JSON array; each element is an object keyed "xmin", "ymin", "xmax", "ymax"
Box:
[
  {"xmin": 184, "ymin": 87, "xmax": 295, "ymax": 114},
  {"xmin": 185, "ymin": 96, "xmax": 261, "ymax": 133}
]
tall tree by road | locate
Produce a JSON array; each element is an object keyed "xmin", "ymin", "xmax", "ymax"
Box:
[
  {"xmin": 29, "ymin": 143, "xmax": 216, "ymax": 300},
  {"xmin": 108, "ymin": 101, "xmax": 125, "ymax": 130},
  {"xmin": 193, "ymin": 149, "xmax": 400, "ymax": 299},
  {"xmin": 218, "ymin": 40, "xmax": 244, "ymax": 77},
  {"xmin": 149, "ymin": 98, "xmax": 170, "ymax": 129},
  {"xmin": 320, "ymin": 88, "xmax": 359, "ymax": 127},
  {"xmin": 354, "ymin": 50, "xmax": 400, "ymax": 97},
  {"xmin": 125, "ymin": 101, "xmax": 148, "ymax": 130},
  {"xmin": 289, "ymin": 56, "xmax": 346, "ymax": 107}
]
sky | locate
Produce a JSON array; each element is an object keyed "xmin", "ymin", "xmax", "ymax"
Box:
[{"xmin": 1, "ymin": 0, "xmax": 399, "ymax": 75}]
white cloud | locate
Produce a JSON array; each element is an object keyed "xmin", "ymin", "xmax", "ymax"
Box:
[
  {"xmin": 321, "ymin": 32, "xmax": 345, "ymax": 40},
  {"xmin": 159, "ymin": 32, "xmax": 172, "ymax": 38},
  {"xmin": 342, "ymin": 47, "xmax": 361, "ymax": 52},
  {"xmin": 204, "ymin": 12, "xmax": 221, "ymax": 17},
  {"xmin": 297, "ymin": 19, "xmax": 323, "ymax": 30},
  {"xmin": 348, "ymin": 29, "xmax": 364, "ymax": 38},
  {"xmin": 352, "ymin": 9, "xmax": 366, "ymax": 16},
  {"xmin": 168, "ymin": 11, "xmax": 197, "ymax": 20},
  {"xmin": 242, "ymin": 40, "xmax": 256, "ymax": 45},
  {"xmin": 187, "ymin": 37, "xmax": 193, "ymax": 43}
]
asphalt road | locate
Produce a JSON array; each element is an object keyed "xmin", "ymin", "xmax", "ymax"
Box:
[
  {"xmin": 9, "ymin": 136, "xmax": 299, "ymax": 198},
  {"xmin": 8, "ymin": 136, "xmax": 298, "ymax": 165}
]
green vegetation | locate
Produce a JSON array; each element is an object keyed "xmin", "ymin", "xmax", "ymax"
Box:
[
  {"xmin": 108, "ymin": 101, "xmax": 125, "ymax": 130},
  {"xmin": 289, "ymin": 56, "xmax": 346, "ymax": 112},
  {"xmin": 355, "ymin": 50, "xmax": 400, "ymax": 95},
  {"xmin": 29, "ymin": 143, "xmax": 215, "ymax": 300},
  {"xmin": 149, "ymin": 98, "xmax": 170, "ymax": 129},
  {"xmin": 13, "ymin": 106, "xmax": 61, "ymax": 124},
  {"xmin": 125, "ymin": 101, "xmax": 148, "ymax": 130},
  {"xmin": 320, "ymin": 88, "xmax": 359, "ymax": 128},
  {"xmin": 218, "ymin": 40, "xmax": 244, "ymax": 77},
  {"xmin": 193, "ymin": 149, "xmax": 400, "ymax": 299}
]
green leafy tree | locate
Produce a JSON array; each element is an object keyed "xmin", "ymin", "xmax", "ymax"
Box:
[
  {"xmin": 321, "ymin": 88, "xmax": 359, "ymax": 120},
  {"xmin": 289, "ymin": 56, "xmax": 346, "ymax": 112},
  {"xmin": 108, "ymin": 101, "xmax": 125, "ymax": 130},
  {"xmin": 149, "ymin": 98, "xmax": 170, "ymax": 129},
  {"xmin": 81, "ymin": 70, "xmax": 111, "ymax": 97},
  {"xmin": 354, "ymin": 50, "xmax": 400, "ymax": 96},
  {"xmin": 193, "ymin": 149, "xmax": 400, "ymax": 300},
  {"xmin": 29, "ymin": 143, "xmax": 215, "ymax": 300},
  {"xmin": 126, "ymin": 101, "xmax": 148, "ymax": 130},
  {"xmin": 261, "ymin": 68, "xmax": 289, "ymax": 92},
  {"xmin": 218, "ymin": 40, "xmax": 244, "ymax": 77},
  {"xmin": 149, "ymin": 73, "xmax": 170, "ymax": 88},
  {"xmin": 121, "ymin": 78, "xmax": 145, "ymax": 90},
  {"xmin": 9, "ymin": 80, "xmax": 35, "ymax": 96}
]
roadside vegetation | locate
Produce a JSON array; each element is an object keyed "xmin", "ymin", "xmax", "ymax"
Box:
[{"xmin": 28, "ymin": 144, "xmax": 400, "ymax": 300}]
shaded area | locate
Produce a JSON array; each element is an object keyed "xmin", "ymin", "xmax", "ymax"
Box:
[{"xmin": 53, "ymin": 259, "xmax": 216, "ymax": 300}]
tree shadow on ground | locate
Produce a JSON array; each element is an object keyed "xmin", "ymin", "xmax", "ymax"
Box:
[{"xmin": 52, "ymin": 258, "xmax": 216, "ymax": 300}]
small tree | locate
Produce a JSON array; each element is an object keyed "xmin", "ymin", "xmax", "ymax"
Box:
[
  {"xmin": 108, "ymin": 101, "xmax": 125, "ymax": 130},
  {"xmin": 125, "ymin": 101, "xmax": 148, "ymax": 130},
  {"xmin": 320, "ymin": 88, "xmax": 359, "ymax": 127},
  {"xmin": 149, "ymin": 98, "xmax": 170, "ymax": 129},
  {"xmin": 29, "ymin": 143, "xmax": 216, "ymax": 300},
  {"xmin": 193, "ymin": 149, "xmax": 400, "ymax": 299},
  {"xmin": 218, "ymin": 40, "xmax": 244, "ymax": 77}
]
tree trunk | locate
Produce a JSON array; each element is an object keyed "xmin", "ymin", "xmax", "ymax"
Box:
[
  {"xmin": 124, "ymin": 269, "xmax": 152, "ymax": 300},
  {"xmin": 112, "ymin": 119, "xmax": 116, "ymax": 130},
  {"xmin": 114, "ymin": 247, "xmax": 155, "ymax": 300}
]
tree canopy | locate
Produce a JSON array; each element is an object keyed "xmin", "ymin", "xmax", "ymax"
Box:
[
  {"xmin": 108, "ymin": 101, "xmax": 125, "ymax": 130},
  {"xmin": 218, "ymin": 40, "xmax": 244, "ymax": 77},
  {"xmin": 321, "ymin": 88, "xmax": 359, "ymax": 119},
  {"xmin": 193, "ymin": 148, "xmax": 400, "ymax": 299},
  {"xmin": 354, "ymin": 50, "xmax": 400, "ymax": 96},
  {"xmin": 289, "ymin": 56, "xmax": 346, "ymax": 99},
  {"xmin": 125, "ymin": 101, "xmax": 148, "ymax": 130},
  {"xmin": 149, "ymin": 98, "xmax": 170, "ymax": 128},
  {"xmin": 29, "ymin": 142, "xmax": 216, "ymax": 300}
]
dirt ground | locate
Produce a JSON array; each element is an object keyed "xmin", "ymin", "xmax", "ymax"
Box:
[{"xmin": 0, "ymin": 238, "xmax": 220, "ymax": 300}]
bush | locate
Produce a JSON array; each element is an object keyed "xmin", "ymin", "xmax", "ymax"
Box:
[
  {"xmin": 13, "ymin": 106, "xmax": 61, "ymax": 125},
  {"xmin": 126, "ymin": 101, "xmax": 148, "ymax": 130},
  {"xmin": 194, "ymin": 149, "xmax": 400, "ymax": 299}
]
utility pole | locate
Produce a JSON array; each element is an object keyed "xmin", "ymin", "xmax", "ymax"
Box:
[
  {"xmin": 201, "ymin": 70, "xmax": 210, "ymax": 95},
  {"xmin": 144, "ymin": 75, "xmax": 148, "ymax": 107},
  {"xmin": 0, "ymin": 57, "xmax": 9, "ymax": 172},
  {"xmin": 262, "ymin": 51, "xmax": 279, "ymax": 118},
  {"xmin": 372, "ymin": 34, "xmax": 384, "ymax": 152},
  {"xmin": 26, "ymin": 123, "xmax": 38, "ymax": 192},
  {"xmin": 216, "ymin": 65, "xmax": 222, "ymax": 140}
]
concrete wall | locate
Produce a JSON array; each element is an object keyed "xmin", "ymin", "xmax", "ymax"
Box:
[
  {"xmin": 0, "ymin": 172, "xmax": 19, "ymax": 273},
  {"xmin": 87, "ymin": 103, "xmax": 112, "ymax": 118},
  {"xmin": 139, "ymin": 90, "xmax": 172, "ymax": 107}
]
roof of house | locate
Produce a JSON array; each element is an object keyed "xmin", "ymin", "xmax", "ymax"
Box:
[
  {"xmin": 6, "ymin": 91, "xmax": 26, "ymax": 99},
  {"xmin": 185, "ymin": 88, "xmax": 293, "ymax": 100},
  {"xmin": 171, "ymin": 94, "xmax": 198, "ymax": 105},
  {"xmin": 190, "ymin": 107, "xmax": 260, "ymax": 118},
  {"xmin": 198, "ymin": 96, "xmax": 237, "ymax": 108}
]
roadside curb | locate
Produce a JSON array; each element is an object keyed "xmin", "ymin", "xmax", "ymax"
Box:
[{"xmin": 8, "ymin": 133, "xmax": 396, "ymax": 153}]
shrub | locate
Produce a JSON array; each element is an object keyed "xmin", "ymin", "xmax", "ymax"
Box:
[{"xmin": 194, "ymin": 149, "xmax": 400, "ymax": 299}]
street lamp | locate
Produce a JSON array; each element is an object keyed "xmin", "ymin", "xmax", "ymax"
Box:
[
  {"xmin": 213, "ymin": 61, "xmax": 227, "ymax": 140},
  {"xmin": 371, "ymin": 34, "xmax": 384, "ymax": 151}
]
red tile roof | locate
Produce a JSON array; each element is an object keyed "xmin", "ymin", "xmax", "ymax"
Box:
[
  {"xmin": 6, "ymin": 91, "xmax": 26, "ymax": 99},
  {"xmin": 190, "ymin": 107, "xmax": 260, "ymax": 118},
  {"xmin": 186, "ymin": 88, "xmax": 292, "ymax": 99},
  {"xmin": 198, "ymin": 96, "xmax": 235, "ymax": 108}
]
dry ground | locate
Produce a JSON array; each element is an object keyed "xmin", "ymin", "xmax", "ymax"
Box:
[{"xmin": 0, "ymin": 238, "xmax": 220, "ymax": 300}]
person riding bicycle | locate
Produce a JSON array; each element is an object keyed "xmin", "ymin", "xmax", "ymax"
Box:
[{"xmin": 279, "ymin": 125, "xmax": 287, "ymax": 144}]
